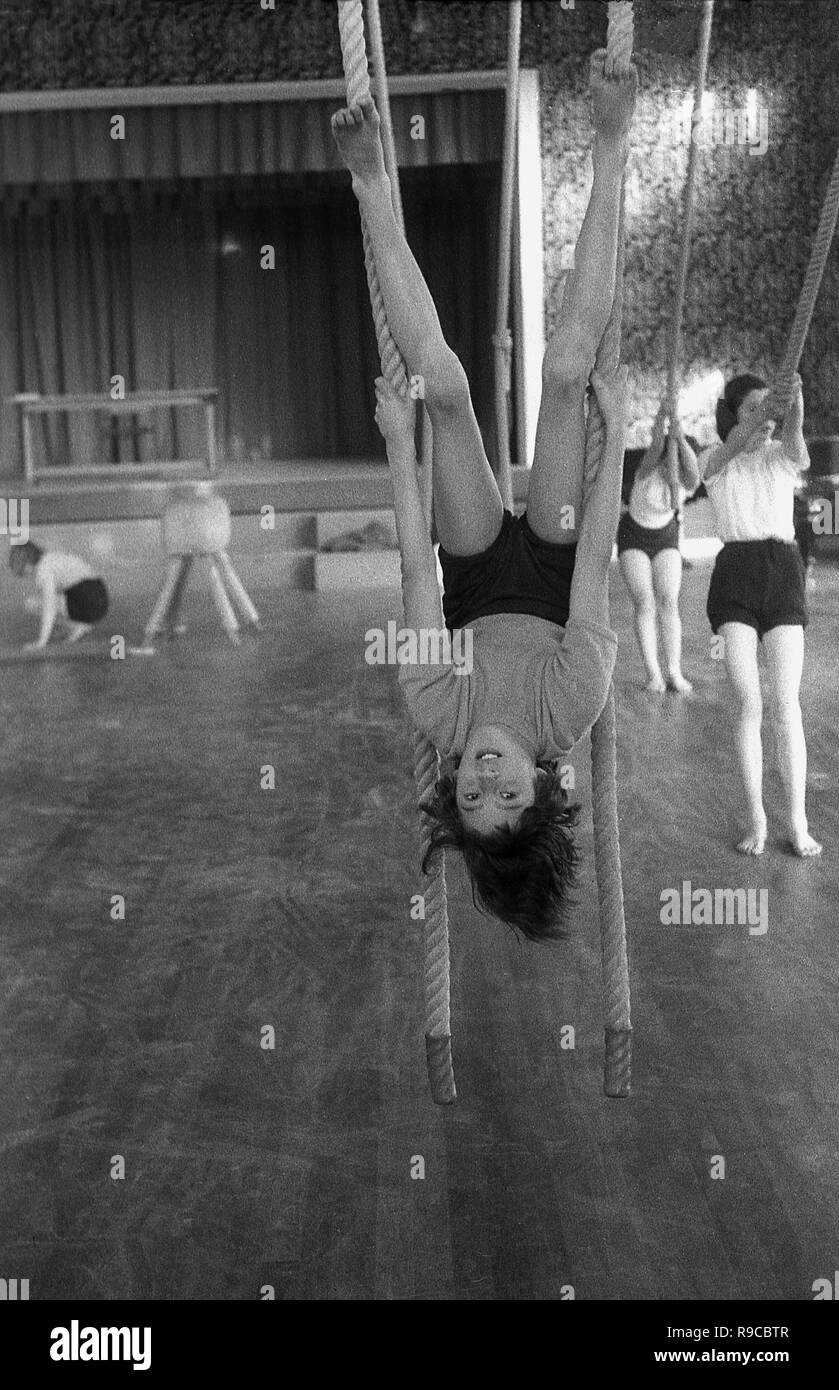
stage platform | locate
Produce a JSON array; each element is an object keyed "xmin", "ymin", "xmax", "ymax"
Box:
[{"xmin": 2, "ymin": 460, "xmax": 838, "ymax": 603}]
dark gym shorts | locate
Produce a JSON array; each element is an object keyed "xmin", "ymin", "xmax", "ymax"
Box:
[
  {"xmin": 439, "ymin": 509, "xmax": 576, "ymax": 632},
  {"xmin": 616, "ymin": 510, "xmax": 679, "ymax": 559},
  {"xmin": 706, "ymin": 539, "xmax": 807, "ymax": 638},
  {"xmin": 64, "ymin": 577, "xmax": 109, "ymax": 624}
]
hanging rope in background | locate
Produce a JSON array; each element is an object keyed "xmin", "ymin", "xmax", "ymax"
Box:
[
  {"xmin": 663, "ymin": 0, "xmax": 715, "ymax": 513},
  {"xmin": 768, "ymin": 143, "xmax": 839, "ymax": 422}
]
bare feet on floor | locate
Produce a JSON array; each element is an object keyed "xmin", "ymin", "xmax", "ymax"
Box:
[
  {"xmin": 736, "ymin": 818, "xmax": 767, "ymax": 855},
  {"xmin": 330, "ymin": 97, "xmax": 388, "ymax": 192},
  {"xmin": 666, "ymin": 672, "xmax": 693, "ymax": 695},
  {"xmin": 789, "ymin": 824, "xmax": 823, "ymax": 857},
  {"xmin": 645, "ymin": 673, "xmax": 666, "ymax": 694}
]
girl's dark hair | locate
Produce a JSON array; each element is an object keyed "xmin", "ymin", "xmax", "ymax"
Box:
[
  {"xmin": 8, "ymin": 540, "xmax": 42, "ymax": 574},
  {"xmin": 715, "ymin": 373, "xmax": 768, "ymax": 442},
  {"xmin": 421, "ymin": 766, "xmax": 580, "ymax": 943}
]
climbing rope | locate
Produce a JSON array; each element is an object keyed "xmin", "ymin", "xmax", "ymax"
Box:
[
  {"xmin": 337, "ymin": 0, "xmax": 456, "ymax": 1105},
  {"xmin": 492, "ymin": 0, "xmax": 522, "ymax": 512},
  {"xmin": 582, "ymin": 0, "xmax": 634, "ymax": 1098},
  {"xmin": 768, "ymin": 141, "xmax": 839, "ymax": 421},
  {"xmin": 662, "ymin": 0, "xmax": 715, "ymax": 512}
]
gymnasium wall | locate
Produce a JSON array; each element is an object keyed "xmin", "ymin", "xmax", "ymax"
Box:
[{"xmin": 1, "ymin": 0, "xmax": 837, "ymax": 443}]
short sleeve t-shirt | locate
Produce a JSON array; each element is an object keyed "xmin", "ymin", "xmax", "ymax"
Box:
[
  {"xmin": 35, "ymin": 552, "xmax": 95, "ymax": 593},
  {"xmin": 398, "ymin": 613, "xmax": 618, "ymax": 759},
  {"xmin": 697, "ymin": 439, "xmax": 806, "ymax": 542},
  {"xmin": 628, "ymin": 467, "xmax": 689, "ymax": 528}
]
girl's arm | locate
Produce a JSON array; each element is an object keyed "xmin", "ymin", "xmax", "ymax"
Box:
[
  {"xmin": 25, "ymin": 579, "xmax": 58, "ymax": 649},
  {"xmin": 780, "ymin": 379, "xmax": 809, "ymax": 470},
  {"xmin": 386, "ymin": 435, "xmax": 444, "ymax": 632},
  {"xmin": 701, "ymin": 414, "xmax": 772, "ymax": 481},
  {"xmin": 374, "ymin": 378, "xmax": 443, "ymax": 633},
  {"xmin": 675, "ymin": 425, "xmax": 701, "ymax": 493},
  {"xmin": 569, "ymin": 367, "xmax": 629, "ymax": 630}
]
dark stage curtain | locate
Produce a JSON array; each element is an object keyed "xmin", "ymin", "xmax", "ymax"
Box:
[
  {"xmin": 0, "ymin": 92, "xmax": 504, "ymax": 184},
  {"xmin": 0, "ymin": 164, "xmax": 506, "ymax": 476}
]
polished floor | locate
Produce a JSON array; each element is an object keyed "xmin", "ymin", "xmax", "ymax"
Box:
[{"xmin": 0, "ymin": 558, "xmax": 837, "ymax": 1300}]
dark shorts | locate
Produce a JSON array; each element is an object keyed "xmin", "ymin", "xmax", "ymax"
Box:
[
  {"xmin": 707, "ymin": 539, "xmax": 807, "ymax": 638},
  {"xmin": 65, "ymin": 578, "xmax": 109, "ymax": 624},
  {"xmin": 616, "ymin": 510, "xmax": 679, "ymax": 559},
  {"xmin": 439, "ymin": 509, "xmax": 576, "ymax": 632}
]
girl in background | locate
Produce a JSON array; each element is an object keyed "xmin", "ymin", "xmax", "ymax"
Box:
[
  {"xmin": 699, "ymin": 373, "xmax": 820, "ymax": 857},
  {"xmin": 9, "ymin": 540, "xmax": 109, "ymax": 651},
  {"xmin": 618, "ymin": 406, "xmax": 699, "ymax": 692}
]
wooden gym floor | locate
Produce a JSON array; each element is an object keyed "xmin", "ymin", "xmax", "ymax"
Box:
[{"xmin": 0, "ymin": 557, "xmax": 837, "ymax": 1301}]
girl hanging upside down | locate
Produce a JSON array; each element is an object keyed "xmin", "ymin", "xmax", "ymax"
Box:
[
  {"xmin": 618, "ymin": 406, "xmax": 699, "ymax": 693},
  {"xmin": 331, "ymin": 51, "xmax": 638, "ymax": 941},
  {"xmin": 699, "ymin": 372, "xmax": 821, "ymax": 858}
]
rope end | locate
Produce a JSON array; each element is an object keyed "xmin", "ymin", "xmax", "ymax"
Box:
[
  {"xmin": 604, "ymin": 1026, "xmax": 632, "ymax": 1097},
  {"xmin": 426, "ymin": 1033, "xmax": 457, "ymax": 1104}
]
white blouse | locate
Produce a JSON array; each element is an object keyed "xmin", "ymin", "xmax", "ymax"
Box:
[
  {"xmin": 698, "ymin": 440, "xmax": 806, "ymax": 543},
  {"xmin": 628, "ymin": 467, "xmax": 688, "ymax": 528},
  {"xmin": 35, "ymin": 551, "xmax": 95, "ymax": 593}
]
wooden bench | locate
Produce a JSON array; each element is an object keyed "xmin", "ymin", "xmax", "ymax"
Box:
[{"xmin": 11, "ymin": 388, "xmax": 218, "ymax": 483}]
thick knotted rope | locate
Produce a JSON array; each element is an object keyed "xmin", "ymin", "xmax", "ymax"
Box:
[
  {"xmin": 663, "ymin": 0, "xmax": 715, "ymax": 511},
  {"xmin": 492, "ymin": 0, "xmax": 522, "ymax": 512},
  {"xmin": 582, "ymin": 0, "xmax": 634, "ymax": 1098},
  {"xmin": 768, "ymin": 142, "xmax": 839, "ymax": 421},
  {"xmin": 337, "ymin": 0, "xmax": 455, "ymax": 1104}
]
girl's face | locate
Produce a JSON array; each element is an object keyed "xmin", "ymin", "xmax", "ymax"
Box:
[
  {"xmin": 736, "ymin": 388, "xmax": 769, "ymax": 434},
  {"xmin": 456, "ymin": 724, "xmax": 538, "ymax": 836}
]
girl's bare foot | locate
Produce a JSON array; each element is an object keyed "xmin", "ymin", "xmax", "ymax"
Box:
[
  {"xmin": 789, "ymin": 823, "xmax": 822, "ymax": 857},
  {"xmin": 645, "ymin": 673, "xmax": 666, "ymax": 694},
  {"xmin": 590, "ymin": 49, "xmax": 638, "ymax": 146},
  {"xmin": 736, "ymin": 818, "xmax": 767, "ymax": 855},
  {"xmin": 666, "ymin": 672, "xmax": 693, "ymax": 695},
  {"xmin": 331, "ymin": 98, "xmax": 388, "ymax": 190}
]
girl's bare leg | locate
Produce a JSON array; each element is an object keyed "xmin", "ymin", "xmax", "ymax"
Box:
[
  {"xmin": 721, "ymin": 621, "xmax": 766, "ymax": 854},
  {"xmin": 763, "ymin": 624, "xmax": 822, "ymax": 856},
  {"xmin": 527, "ymin": 53, "xmax": 637, "ymax": 545},
  {"xmin": 620, "ymin": 549, "xmax": 664, "ymax": 689},
  {"xmin": 652, "ymin": 548, "xmax": 692, "ymax": 693},
  {"xmin": 332, "ymin": 101, "xmax": 502, "ymax": 556}
]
